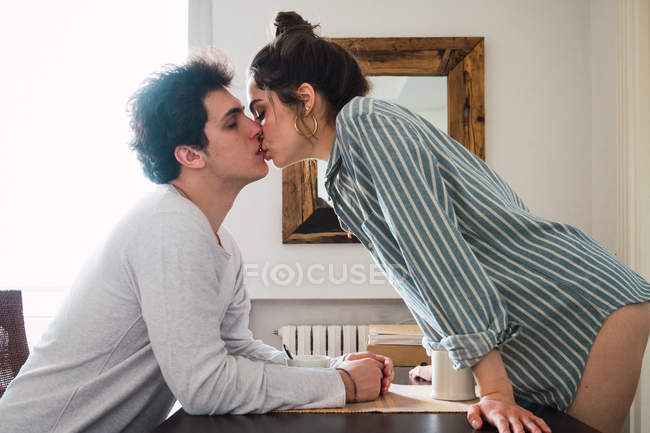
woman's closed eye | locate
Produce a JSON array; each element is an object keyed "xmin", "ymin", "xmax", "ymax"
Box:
[{"xmin": 254, "ymin": 110, "xmax": 265, "ymax": 121}]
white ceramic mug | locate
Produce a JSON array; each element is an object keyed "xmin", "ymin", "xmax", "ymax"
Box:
[
  {"xmin": 287, "ymin": 355, "xmax": 330, "ymax": 368},
  {"xmin": 430, "ymin": 350, "xmax": 476, "ymax": 401}
]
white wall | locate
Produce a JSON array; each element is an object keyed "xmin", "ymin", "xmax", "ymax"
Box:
[
  {"xmin": 591, "ymin": 0, "xmax": 618, "ymax": 256},
  {"xmin": 202, "ymin": 0, "xmax": 617, "ymax": 299},
  {"xmin": 629, "ymin": 1, "xmax": 650, "ymax": 431},
  {"xmin": 1, "ymin": 1, "xmax": 188, "ymax": 348}
]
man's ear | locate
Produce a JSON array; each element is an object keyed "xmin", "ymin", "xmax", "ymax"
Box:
[
  {"xmin": 174, "ymin": 145, "xmax": 206, "ymax": 169},
  {"xmin": 296, "ymin": 83, "xmax": 316, "ymax": 114}
]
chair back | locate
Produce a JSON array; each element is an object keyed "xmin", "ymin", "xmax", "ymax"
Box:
[{"xmin": 0, "ymin": 290, "xmax": 30, "ymax": 398}]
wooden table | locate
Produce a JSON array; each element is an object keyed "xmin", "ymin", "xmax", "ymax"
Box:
[{"xmin": 153, "ymin": 368, "xmax": 601, "ymax": 433}]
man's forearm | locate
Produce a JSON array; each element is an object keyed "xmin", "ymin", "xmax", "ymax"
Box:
[
  {"xmin": 225, "ymin": 338, "xmax": 287, "ymax": 364},
  {"xmin": 471, "ymin": 349, "xmax": 514, "ymax": 398}
]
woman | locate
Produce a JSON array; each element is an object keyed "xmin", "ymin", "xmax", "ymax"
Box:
[{"xmin": 247, "ymin": 11, "xmax": 649, "ymax": 433}]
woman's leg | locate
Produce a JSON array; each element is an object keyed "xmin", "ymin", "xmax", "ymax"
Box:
[{"xmin": 567, "ymin": 302, "xmax": 650, "ymax": 433}]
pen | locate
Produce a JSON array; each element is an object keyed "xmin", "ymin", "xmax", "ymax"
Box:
[{"xmin": 283, "ymin": 344, "xmax": 294, "ymax": 360}]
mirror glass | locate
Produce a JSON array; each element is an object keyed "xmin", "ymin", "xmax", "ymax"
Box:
[{"xmin": 316, "ymin": 76, "xmax": 448, "ymax": 205}]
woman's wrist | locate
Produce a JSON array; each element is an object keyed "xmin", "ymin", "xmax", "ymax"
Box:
[
  {"xmin": 478, "ymin": 383, "xmax": 515, "ymax": 401},
  {"xmin": 471, "ymin": 349, "xmax": 514, "ymax": 399}
]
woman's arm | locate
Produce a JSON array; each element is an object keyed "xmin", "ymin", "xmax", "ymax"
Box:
[
  {"xmin": 472, "ymin": 348, "xmax": 512, "ymax": 397},
  {"xmin": 469, "ymin": 349, "xmax": 551, "ymax": 433}
]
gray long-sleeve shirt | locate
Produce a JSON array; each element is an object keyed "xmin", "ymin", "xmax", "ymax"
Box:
[{"xmin": 0, "ymin": 185, "xmax": 345, "ymax": 432}]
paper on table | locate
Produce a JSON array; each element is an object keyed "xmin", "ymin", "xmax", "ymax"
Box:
[
  {"xmin": 367, "ymin": 324, "xmax": 424, "ymax": 345},
  {"xmin": 368, "ymin": 324, "xmax": 423, "ymax": 336},
  {"xmin": 275, "ymin": 384, "xmax": 478, "ymax": 413},
  {"xmin": 367, "ymin": 335, "xmax": 423, "ymax": 345}
]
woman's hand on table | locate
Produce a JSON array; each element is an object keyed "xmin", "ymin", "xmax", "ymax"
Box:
[
  {"xmin": 408, "ymin": 364, "xmax": 432, "ymax": 382},
  {"xmin": 467, "ymin": 391, "xmax": 552, "ymax": 433},
  {"xmin": 343, "ymin": 351, "xmax": 394, "ymax": 394},
  {"xmin": 469, "ymin": 349, "xmax": 551, "ymax": 433}
]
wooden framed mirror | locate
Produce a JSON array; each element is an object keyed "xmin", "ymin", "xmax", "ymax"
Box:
[{"xmin": 282, "ymin": 37, "xmax": 485, "ymax": 244}]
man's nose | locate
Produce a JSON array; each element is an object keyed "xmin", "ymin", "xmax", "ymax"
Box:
[{"xmin": 249, "ymin": 120, "xmax": 262, "ymax": 140}]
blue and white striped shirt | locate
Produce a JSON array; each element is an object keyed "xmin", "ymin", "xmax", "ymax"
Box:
[{"xmin": 325, "ymin": 96, "xmax": 649, "ymax": 411}]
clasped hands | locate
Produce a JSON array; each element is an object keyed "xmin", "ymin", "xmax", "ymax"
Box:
[{"xmin": 336, "ymin": 352, "xmax": 394, "ymax": 403}]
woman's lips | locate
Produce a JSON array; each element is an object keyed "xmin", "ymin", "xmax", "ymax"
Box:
[
  {"xmin": 256, "ymin": 145, "xmax": 270, "ymax": 160},
  {"xmin": 257, "ymin": 143, "xmax": 271, "ymax": 159}
]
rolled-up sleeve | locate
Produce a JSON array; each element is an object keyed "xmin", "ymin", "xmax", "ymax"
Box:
[{"xmin": 336, "ymin": 100, "xmax": 520, "ymax": 369}]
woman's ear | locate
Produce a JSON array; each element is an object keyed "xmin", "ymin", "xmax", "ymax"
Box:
[{"xmin": 296, "ymin": 83, "xmax": 316, "ymax": 114}]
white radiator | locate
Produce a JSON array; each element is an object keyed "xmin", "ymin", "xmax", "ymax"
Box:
[{"xmin": 275, "ymin": 325, "xmax": 369, "ymax": 357}]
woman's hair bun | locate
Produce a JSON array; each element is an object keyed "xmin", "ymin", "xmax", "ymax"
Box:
[
  {"xmin": 251, "ymin": 10, "xmax": 369, "ymax": 124},
  {"xmin": 274, "ymin": 11, "xmax": 317, "ymax": 37}
]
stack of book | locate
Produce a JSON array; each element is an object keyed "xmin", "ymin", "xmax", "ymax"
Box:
[{"xmin": 366, "ymin": 324, "xmax": 430, "ymax": 366}]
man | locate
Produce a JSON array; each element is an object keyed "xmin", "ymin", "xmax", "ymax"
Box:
[{"xmin": 0, "ymin": 56, "xmax": 393, "ymax": 432}]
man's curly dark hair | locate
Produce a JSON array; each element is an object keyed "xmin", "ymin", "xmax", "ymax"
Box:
[{"xmin": 128, "ymin": 56, "xmax": 233, "ymax": 183}]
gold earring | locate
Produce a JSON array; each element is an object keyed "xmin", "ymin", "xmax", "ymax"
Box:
[{"xmin": 294, "ymin": 115, "xmax": 318, "ymax": 138}]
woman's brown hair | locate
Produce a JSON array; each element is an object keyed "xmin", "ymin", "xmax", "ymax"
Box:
[{"xmin": 249, "ymin": 11, "xmax": 370, "ymax": 125}]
